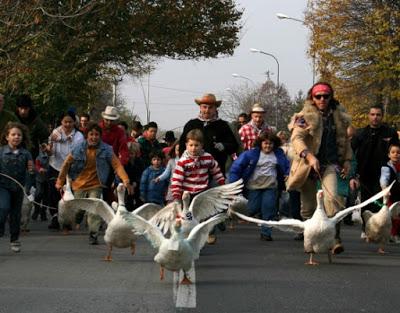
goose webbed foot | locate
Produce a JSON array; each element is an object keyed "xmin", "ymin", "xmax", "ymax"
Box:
[
  {"xmin": 180, "ymin": 272, "xmax": 192, "ymax": 285},
  {"xmin": 160, "ymin": 266, "xmax": 165, "ymax": 280},
  {"xmin": 103, "ymin": 244, "xmax": 113, "ymax": 262},
  {"xmin": 378, "ymin": 247, "xmax": 386, "ymax": 254},
  {"xmin": 305, "ymin": 253, "xmax": 319, "ymax": 266}
]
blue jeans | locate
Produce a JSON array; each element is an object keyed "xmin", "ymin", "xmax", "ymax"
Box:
[
  {"xmin": 247, "ymin": 188, "xmax": 277, "ymax": 237},
  {"xmin": 0, "ymin": 187, "xmax": 24, "ymax": 242}
]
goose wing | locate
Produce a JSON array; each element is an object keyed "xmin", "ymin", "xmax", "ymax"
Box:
[
  {"xmin": 231, "ymin": 211, "xmax": 305, "ymax": 233},
  {"xmin": 121, "ymin": 211, "xmax": 164, "ymax": 249},
  {"xmin": 133, "ymin": 203, "xmax": 162, "ymax": 220},
  {"xmin": 189, "ymin": 179, "xmax": 244, "ymax": 221},
  {"xmin": 331, "ymin": 183, "xmax": 394, "ymax": 223},
  {"xmin": 66, "ymin": 198, "xmax": 114, "ymax": 224},
  {"xmin": 228, "ymin": 195, "xmax": 249, "ymax": 215},
  {"xmin": 148, "ymin": 201, "xmax": 182, "ymax": 234},
  {"xmin": 187, "ymin": 213, "xmax": 227, "ymax": 258}
]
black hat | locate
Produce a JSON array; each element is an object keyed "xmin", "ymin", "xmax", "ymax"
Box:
[
  {"xmin": 16, "ymin": 95, "xmax": 33, "ymax": 108},
  {"xmin": 163, "ymin": 130, "xmax": 176, "ymax": 142}
]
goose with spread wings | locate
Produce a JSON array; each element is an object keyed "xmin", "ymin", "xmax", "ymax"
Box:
[
  {"xmin": 363, "ymin": 195, "xmax": 400, "ymax": 254},
  {"xmin": 149, "ymin": 179, "xmax": 243, "ymax": 237},
  {"xmin": 122, "ymin": 210, "xmax": 226, "ymax": 284},
  {"xmin": 66, "ymin": 184, "xmax": 161, "ymax": 261},
  {"xmin": 58, "ymin": 177, "xmax": 78, "ymax": 233},
  {"xmin": 231, "ymin": 183, "xmax": 394, "ymax": 265}
]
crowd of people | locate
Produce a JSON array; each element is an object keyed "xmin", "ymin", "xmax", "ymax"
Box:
[{"xmin": 0, "ymin": 83, "xmax": 399, "ymax": 254}]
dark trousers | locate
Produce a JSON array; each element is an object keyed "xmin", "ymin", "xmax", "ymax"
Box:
[
  {"xmin": 47, "ymin": 166, "xmax": 61, "ymax": 217},
  {"xmin": 289, "ymin": 190, "xmax": 302, "ymax": 220},
  {"xmin": 0, "ymin": 187, "xmax": 24, "ymax": 242}
]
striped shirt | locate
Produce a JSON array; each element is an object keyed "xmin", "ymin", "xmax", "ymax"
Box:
[{"xmin": 171, "ymin": 150, "xmax": 225, "ymax": 200}]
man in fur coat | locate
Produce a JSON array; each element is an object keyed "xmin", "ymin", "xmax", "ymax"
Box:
[{"xmin": 286, "ymin": 82, "xmax": 353, "ymax": 254}]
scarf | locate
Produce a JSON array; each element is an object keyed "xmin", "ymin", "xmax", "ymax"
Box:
[
  {"xmin": 249, "ymin": 120, "xmax": 268, "ymax": 135},
  {"xmin": 198, "ymin": 111, "xmax": 219, "ymax": 126}
]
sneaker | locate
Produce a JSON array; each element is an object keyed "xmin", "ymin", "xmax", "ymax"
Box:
[
  {"xmin": 10, "ymin": 241, "xmax": 21, "ymax": 253},
  {"xmin": 207, "ymin": 234, "xmax": 217, "ymax": 245},
  {"xmin": 260, "ymin": 234, "xmax": 273, "ymax": 241},
  {"xmin": 332, "ymin": 243, "xmax": 344, "ymax": 255},
  {"xmin": 360, "ymin": 231, "xmax": 367, "ymax": 240},
  {"xmin": 89, "ymin": 233, "xmax": 98, "ymax": 245},
  {"xmin": 390, "ymin": 235, "xmax": 400, "ymax": 244}
]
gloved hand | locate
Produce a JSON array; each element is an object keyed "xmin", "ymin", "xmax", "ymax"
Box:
[{"xmin": 214, "ymin": 142, "xmax": 225, "ymax": 152}]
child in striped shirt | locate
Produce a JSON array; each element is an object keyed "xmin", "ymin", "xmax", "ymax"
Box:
[{"xmin": 171, "ymin": 129, "xmax": 224, "ymax": 201}]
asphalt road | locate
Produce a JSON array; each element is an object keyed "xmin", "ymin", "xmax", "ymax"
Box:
[{"xmin": 1, "ymin": 219, "xmax": 400, "ymax": 313}]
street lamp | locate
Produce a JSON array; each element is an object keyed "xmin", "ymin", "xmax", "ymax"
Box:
[
  {"xmin": 276, "ymin": 13, "xmax": 305, "ymax": 24},
  {"xmin": 276, "ymin": 12, "xmax": 316, "ymax": 84},
  {"xmin": 232, "ymin": 73, "xmax": 256, "ymax": 88},
  {"xmin": 250, "ymin": 48, "xmax": 280, "ymax": 129},
  {"xmin": 232, "ymin": 73, "xmax": 257, "ymax": 103}
]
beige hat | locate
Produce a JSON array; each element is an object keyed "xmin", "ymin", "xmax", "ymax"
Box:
[
  {"xmin": 250, "ymin": 103, "xmax": 266, "ymax": 114},
  {"xmin": 194, "ymin": 93, "xmax": 222, "ymax": 107},
  {"xmin": 101, "ymin": 106, "xmax": 120, "ymax": 120}
]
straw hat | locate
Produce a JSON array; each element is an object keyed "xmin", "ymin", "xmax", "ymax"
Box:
[
  {"xmin": 194, "ymin": 93, "xmax": 222, "ymax": 107},
  {"xmin": 250, "ymin": 103, "xmax": 266, "ymax": 114},
  {"xmin": 101, "ymin": 106, "xmax": 120, "ymax": 120}
]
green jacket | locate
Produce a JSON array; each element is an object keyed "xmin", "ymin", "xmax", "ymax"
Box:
[{"xmin": 138, "ymin": 137, "xmax": 162, "ymax": 167}]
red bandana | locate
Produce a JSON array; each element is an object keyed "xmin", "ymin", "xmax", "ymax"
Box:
[{"xmin": 312, "ymin": 84, "xmax": 332, "ymax": 96}]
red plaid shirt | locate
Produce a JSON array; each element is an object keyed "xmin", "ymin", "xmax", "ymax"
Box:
[{"xmin": 239, "ymin": 122, "xmax": 271, "ymax": 150}]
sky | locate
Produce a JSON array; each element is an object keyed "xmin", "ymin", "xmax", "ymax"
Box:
[{"xmin": 119, "ymin": 0, "xmax": 311, "ymax": 132}]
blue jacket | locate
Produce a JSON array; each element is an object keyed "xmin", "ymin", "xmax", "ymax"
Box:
[
  {"xmin": 68, "ymin": 141, "xmax": 113, "ymax": 186},
  {"xmin": 0, "ymin": 145, "xmax": 32, "ymax": 191},
  {"xmin": 229, "ymin": 147, "xmax": 290, "ymax": 191},
  {"xmin": 140, "ymin": 166, "xmax": 168, "ymax": 205}
]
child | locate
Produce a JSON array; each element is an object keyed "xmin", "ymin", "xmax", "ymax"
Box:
[
  {"xmin": 0, "ymin": 122, "xmax": 34, "ymax": 252},
  {"xmin": 171, "ymin": 129, "xmax": 225, "ymax": 202},
  {"xmin": 140, "ymin": 151, "xmax": 168, "ymax": 205},
  {"xmin": 380, "ymin": 143, "xmax": 400, "ymax": 242},
  {"xmin": 124, "ymin": 141, "xmax": 145, "ymax": 211},
  {"xmin": 229, "ymin": 132, "xmax": 290, "ymax": 241},
  {"xmin": 138, "ymin": 121, "xmax": 162, "ymax": 166},
  {"xmin": 154, "ymin": 141, "xmax": 180, "ymax": 203},
  {"xmin": 32, "ymin": 143, "xmax": 50, "ymax": 221},
  {"xmin": 171, "ymin": 129, "xmax": 225, "ymax": 244},
  {"xmin": 56, "ymin": 122, "xmax": 131, "ymax": 244}
]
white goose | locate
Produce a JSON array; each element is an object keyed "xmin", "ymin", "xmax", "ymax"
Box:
[
  {"xmin": 21, "ymin": 186, "xmax": 36, "ymax": 233},
  {"xmin": 122, "ymin": 210, "xmax": 226, "ymax": 284},
  {"xmin": 150, "ymin": 179, "xmax": 243, "ymax": 237},
  {"xmin": 66, "ymin": 184, "xmax": 162, "ymax": 261},
  {"xmin": 58, "ymin": 177, "xmax": 77, "ymax": 233},
  {"xmin": 363, "ymin": 196, "xmax": 400, "ymax": 254},
  {"xmin": 231, "ymin": 183, "xmax": 394, "ymax": 265}
]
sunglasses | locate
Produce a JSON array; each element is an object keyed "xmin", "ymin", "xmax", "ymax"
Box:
[{"xmin": 313, "ymin": 94, "xmax": 331, "ymax": 100}]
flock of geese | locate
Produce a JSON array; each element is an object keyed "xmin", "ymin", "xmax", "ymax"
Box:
[{"xmin": 35, "ymin": 179, "xmax": 399, "ymax": 284}]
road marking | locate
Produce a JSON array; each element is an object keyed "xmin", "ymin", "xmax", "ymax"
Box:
[{"xmin": 173, "ymin": 261, "xmax": 196, "ymax": 308}]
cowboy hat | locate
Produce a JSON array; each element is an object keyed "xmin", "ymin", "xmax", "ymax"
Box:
[
  {"xmin": 163, "ymin": 130, "xmax": 176, "ymax": 142},
  {"xmin": 194, "ymin": 93, "xmax": 222, "ymax": 107},
  {"xmin": 101, "ymin": 106, "xmax": 120, "ymax": 120},
  {"xmin": 250, "ymin": 103, "xmax": 266, "ymax": 114}
]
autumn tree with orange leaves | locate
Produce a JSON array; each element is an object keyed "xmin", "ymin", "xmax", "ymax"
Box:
[{"xmin": 305, "ymin": 0, "xmax": 400, "ymax": 127}]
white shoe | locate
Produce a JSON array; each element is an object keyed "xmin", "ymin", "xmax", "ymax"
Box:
[
  {"xmin": 10, "ymin": 241, "xmax": 21, "ymax": 253},
  {"xmin": 360, "ymin": 231, "xmax": 367, "ymax": 240}
]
